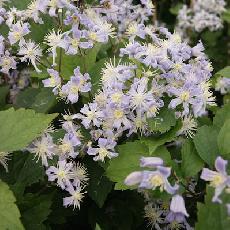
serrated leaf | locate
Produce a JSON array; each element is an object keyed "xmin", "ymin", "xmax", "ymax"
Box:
[
  {"xmin": 147, "ymin": 108, "xmax": 176, "ymax": 133},
  {"xmin": 213, "ymin": 103, "xmax": 230, "ymax": 128},
  {"xmin": 143, "ymin": 121, "xmax": 182, "ymax": 154},
  {"xmin": 21, "ymin": 193, "xmax": 53, "ymax": 230},
  {"xmin": 16, "ymin": 87, "xmax": 57, "ymax": 113},
  {"xmin": 196, "ymin": 187, "xmax": 230, "ymax": 230},
  {"xmin": 0, "ymin": 108, "xmax": 58, "ymax": 152},
  {"xmin": 0, "ymin": 180, "xmax": 24, "ymax": 230},
  {"xmin": 87, "ymin": 159, "xmax": 113, "ymax": 208},
  {"xmin": 218, "ymin": 119, "xmax": 230, "ymax": 156},
  {"xmin": 181, "ymin": 140, "xmax": 204, "ymax": 177},
  {"xmin": 193, "ymin": 125, "xmax": 219, "ymax": 166}
]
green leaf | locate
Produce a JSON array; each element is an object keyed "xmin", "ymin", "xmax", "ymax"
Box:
[
  {"xmin": 21, "ymin": 193, "xmax": 53, "ymax": 230},
  {"xmin": 169, "ymin": 3, "xmax": 183, "ymax": 15},
  {"xmin": 215, "ymin": 66, "xmax": 230, "ymax": 78},
  {"xmin": 95, "ymin": 223, "xmax": 102, "ymax": 230},
  {"xmin": 0, "ymin": 180, "xmax": 24, "ymax": 230},
  {"xmin": 147, "ymin": 108, "xmax": 176, "ymax": 133},
  {"xmin": 87, "ymin": 160, "xmax": 113, "ymax": 208},
  {"xmin": 143, "ymin": 121, "xmax": 182, "ymax": 154},
  {"xmin": 193, "ymin": 125, "xmax": 219, "ymax": 166},
  {"xmin": 106, "ymin": 141, "xmax": 172, "ymax": 190},
  {"xmin": 106, "ymin": 140, "xmax": 148, "ymax": 190},
  {"xmin": 0, "ymin": 85, "xmax": 9, "ymax": 108},
  {"xmin": 196, "ymin": 187, "xmax": 230, "ymax": 230},
  {"xmin": 7, "ymin": 0, "xmax": 31, "ymax": 9},
  {"xmin": 222, "ymin": 9, "xmax": 230, "ymax": 23},
  {"xmin": 181, "ymin": 140, "xmax": 204, "ymax": 177},
  {"xmin": 0, "ymin": 152, "xmax": 46, "ymax": 200},
  {"xmin": 88, "ymin": 58, "xmax": 108, "ymax": 95},
  {"xmin": 59, "ymin": 43, "xmax": 102, "ymax": 79},
  {"xmin": 11, "ymin": 153, "xmax": 45, "ymax": 198},
  {"xmin": 15, "ymin": 88, "xmax": 57, "ymax": 113},
  {"xmin": 218, "ymin": 119, "xmax": 230, "ymax": 157},
  {"xmin": 0, "ymin": 108, "xmax": 58, "ymax": 152},
  {"xmin": 213, "ymin": 103, "xmax": 230, "ymax": 128}
]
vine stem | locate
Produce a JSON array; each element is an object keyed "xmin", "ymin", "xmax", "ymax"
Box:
[
  {"xmin": 190, "ymin": 0, "xmax": 194, "ymax": 8},
  {"xmin": 152, "ymin": 0, "xmax": 157, "ymax": 26},
  {"xmin": 58, "ymin": 9, "xmax": 64, "ymax": 75}
]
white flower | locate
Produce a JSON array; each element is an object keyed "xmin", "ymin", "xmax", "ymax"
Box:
[
  {"xmin": 18, "ymin": 39, "xmax": 43, "ymax": 72},
  {"xmin": 63, "ymin": 184, "xmax": 86, "ymax": 210},
  {"xmin": 26, "ymin": 133, "xmax": 56, "ymax": 167},
  {"xmin": 44, "ymin": 29, "xmax": 66, "ymax": 66},
  {"xmin": 0, "ymin": 151, "xmax": 11, "ymax": 172}
]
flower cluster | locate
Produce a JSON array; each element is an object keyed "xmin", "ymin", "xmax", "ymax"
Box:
[
  {"xmin": 95, "ymin": 0, "xmax": 154, "ymax": 35},
  {"xmin": 0, "ymin": 0, "xmax": 116, "ymax": 75},
  {"xmin": 143, "ymin": 195, "xmax": 191, "ymax": 230},
  {"xmin": 26, "ymin": 117, "xmax": 89, "ymax": 209},
  {"xmin": 176, "ymin": 0, "xmax": 226, "ymax": 37},
  {"xmin": 72, "ymin": 27, "xmax": 215, "ymax": 155},
  {"xmin": 42, "ymin": 67, "xmax": 91, "ymax": 104}
]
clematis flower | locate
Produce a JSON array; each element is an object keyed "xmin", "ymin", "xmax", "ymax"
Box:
[
  {"xmin": 61, "ymin": 67, "xmax": 91, "ymax": 104},
  {"xmin": 201, "ymin": 156, "xmax": 230, "ymax": 203},
  {"xmin": 8, "ymin": 21, "xmax": 30, "ymax": 44},
  {"xmin": 0, "ymin": 51, "xmax": 17, "ymax": 74},
  {"xmin": 124, "ymin": 158, "xmax": 179, "ymax": 195},
  {"xmin": 42, "ymin": 69, "xmax": 61, "ymax": 94},
  {"xmin": 46, "ymin": 160, "xmax": 73, "ymax": 190},
  {"xmin": 87, "ymin": 138, "xmax": 118, "ymax": 162},
  {"xmin": 18, "ymin": 39, "xmax": 43, "ymax": 72},
  {"xmin": 139, "ymin": 166, "xmax": 179, "ymax": 194},
  {"xmin": 63, "ymin": 184, "xmax": 86, "ymax": 210},
  {"xmin": 165, "ymin": 195, "xmax": 191, "ymax": 230}
]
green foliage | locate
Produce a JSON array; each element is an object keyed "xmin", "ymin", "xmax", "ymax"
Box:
[
  {"xmin": 143, "ymin": 121, "xmax": 182, "ymax": 154},
  {"xmin": 15, "ymin": 87, "xmax": 57, "ymax": 113},
  {"xmin": 0, "ymin": 85, "xmax": 9, "ymax": 108},
  {"xmin": 222, "ymin": 9, "xmax": 230, "ymax": 23},
  {"xmin": 7, "ymin": 0, "xmax": 31, "ymax": 9},
  {"xmin": 0, "ymin": 152, "xmax": 45, "ymax": 200},
  {"xmin": 215, "ymin": 66, "xmax": 230, "ymax": 78},
  {"xmin": 218, "ymin": 119, "xmax": 230, "ymax": 157},
  {"xmin": 20, "ymin": 193, "xmax": 53, "ymax": 230},
  {"xmin": 106, "ymin": 141, "xmax": 148, "ymax": 190},
  {"xmin": 106, "ymin": 141, "xmax": 173, "ymax": 190},
  {"xmin": 147, "ymin": 108, "xmax": 176, "ymax": 133},
  {"xmin": 181, "ymin": 140, "xmax": 204, "ymax": 177},
  {"xmin": 87, "ymin": 159, "xmax": 113, "ymax": 208},
  {"xmin": 213, "ymin": 103, "xmax": 230, "ymax": 128},
  {"xmin": 0, "ymin": 180, "xmax": 24, "ymax": 230},
  {"xmin": 196, "ymin": 187, "xmax": 230, "ymax": 230},
  {"xmin": 193, "ymin": 125, "xmax": 219, "ymax": 166},
  {"xmin": 58, "ymin": 44, "xmax": 102, "ymax": 79},
  {"xmin": 169, "ymin": 3, "xmax": 183, "ymax": 15},
  {"xmin": 88, "ymin": 58, "xmax": 108, "ymax": 95},
  {"xmin": 0, "ymin": 108, "xmax": 58, "ymax": 152}
]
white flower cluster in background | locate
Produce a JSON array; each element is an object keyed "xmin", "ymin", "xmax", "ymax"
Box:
[{"xmin": 176, "ymin": 0, "xmax": 226, "ymax": 37}]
